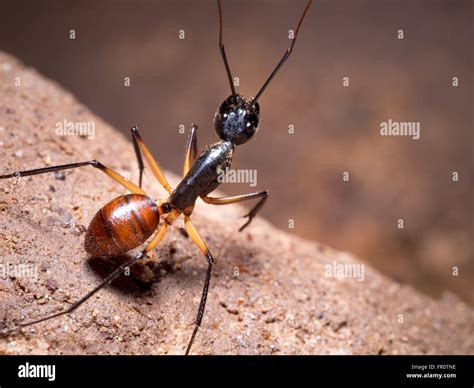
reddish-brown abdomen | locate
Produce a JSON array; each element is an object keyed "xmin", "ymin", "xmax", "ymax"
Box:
[{"xmin": 84, "ymin": 194, "xmax": 160, "ymax": 257}]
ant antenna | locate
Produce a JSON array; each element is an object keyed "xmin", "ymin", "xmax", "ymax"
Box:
[
  {"xmin": 218, "ymin": 0, "xmax": 236, "ymax": 96},
  {"xmin": 252, "ymin": 0, "xmax": 312, "ymax": 104}
]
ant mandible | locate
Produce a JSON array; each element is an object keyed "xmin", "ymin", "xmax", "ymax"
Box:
[{"xmin": 0, "ymin": 0, "xmax": 312, "ymax": 355}]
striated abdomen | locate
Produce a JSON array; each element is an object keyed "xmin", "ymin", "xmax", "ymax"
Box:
[{"xmin": 84, "ymin": 194, "xmax": 159, "ymax": 257}]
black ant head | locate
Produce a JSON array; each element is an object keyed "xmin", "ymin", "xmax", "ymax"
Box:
[
  {"xmin": 214, "ymin": 94, "xmax": 260, "ymax": 145},
  {"xmin": 214, "ymin": 0, "xmax": 311, "ymax": 146}
]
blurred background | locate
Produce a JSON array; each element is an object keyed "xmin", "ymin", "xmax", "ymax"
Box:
[{"xmin": 0, "ymin": 0, "xmax": 472, "ymax": 304}]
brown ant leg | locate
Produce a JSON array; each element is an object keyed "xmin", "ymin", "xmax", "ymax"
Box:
[
  {"xmin": 130, "ymin": 127, "xmax": 145, "ymax": 188},
  {"xmin": 183, "ymin": 216, "xmax": 214, "ymax": 355},
  {"xmin": 130, "ymin": 126, "xmax": 171, "ymax": 193},
  {"xmin": 0, "ymin": 222, "xmax": 169, "ymax": 338},
  {"xmin": 183, "ymin": 124, "xmax": 198, "ymax": 176},
  {"xmin": 0, "ymin": 160, "xmax": 145, "ymax": 195},
  {"xmin": 201, "ymin": 190, "xmax": 268, "ymax": 231}
]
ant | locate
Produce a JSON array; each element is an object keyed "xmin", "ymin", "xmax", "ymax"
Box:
[{"xmin": 0, "ymin": 0, "xmax": 312, "ymax": 354}]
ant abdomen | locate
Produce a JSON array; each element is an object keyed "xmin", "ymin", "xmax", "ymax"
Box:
[{"xmin": 84, "ymin": 194, "xmax": 160, "ymax": 257}]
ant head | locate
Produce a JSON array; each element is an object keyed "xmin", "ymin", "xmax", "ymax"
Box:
[
  {"xmin": 214, "ymin": 94, "xmax": 260, "ymax": 145},
  {"xmin": 215, "ymin": 0, "xmax": 311, "ymax": 144}
]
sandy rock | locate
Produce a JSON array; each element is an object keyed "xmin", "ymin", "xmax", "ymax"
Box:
[{"xmin": 0, "ymin": 52, "xmax": 472, "ymax": 355}]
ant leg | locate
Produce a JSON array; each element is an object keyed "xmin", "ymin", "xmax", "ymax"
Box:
[
  {"xmin": 201, "ymin": 190, "xmax": 269, "ymax": 231},
  {"xmin": 183, "ymin": 124, "xmax": 198, "ymax": 176},
  {"xmin": 183, "ymin": 216, "xmax": 214, "ymax": 355},
  {"xmin": 0, "ymin": 160, "xmax": 146, "ymax": 195},
  {"xmin": 130, "ymin": 128, "xmax": 145, "ymax": 188},
  {"xmin": 179, "ymin": 125, "xmax": 198, "ymax": 237},
  {"xmin": 0, "ymin": 254, "xmax": 140, "ymax": 337},
  {"xmin": 130, "ymin": 126, "xmax": 172, "ymax": 193},
  {"xmin": 0, "ymin": 222, "xmax": 169, "ymax": 338}
]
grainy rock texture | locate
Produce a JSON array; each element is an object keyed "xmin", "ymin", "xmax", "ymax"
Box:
[{"xmin": 0, "ymin": 52, "xmax": 472, "ymax": 355}]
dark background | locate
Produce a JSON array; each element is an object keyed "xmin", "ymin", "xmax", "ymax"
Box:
[{"xmin": 0, "ymin": 0, "xmax": 472, "ymax": 303}]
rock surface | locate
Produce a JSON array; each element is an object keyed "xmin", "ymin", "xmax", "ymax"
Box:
[{"xmin": 0, "ymin": 52, "xmax": 472, "ymax": 355}]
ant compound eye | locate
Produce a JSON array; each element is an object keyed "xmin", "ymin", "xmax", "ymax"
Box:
[
  {"xmin": 245, "ymin": 119, "xmax": 255, "ymax": 132},
  {"xmin": 245, "ymin": 109, "xmax": 259, "ymax": 132}
]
